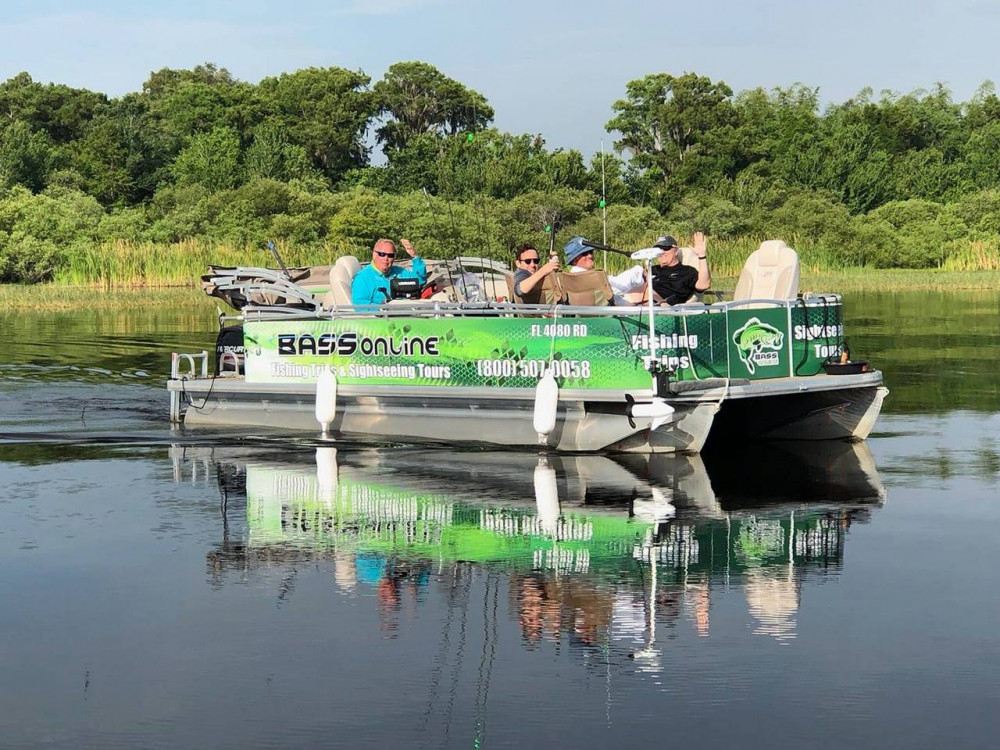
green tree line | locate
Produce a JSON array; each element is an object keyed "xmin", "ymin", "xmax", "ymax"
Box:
[{"xmin": 2, "ymin": 61, "xmax": 1000, "ymax": 283}]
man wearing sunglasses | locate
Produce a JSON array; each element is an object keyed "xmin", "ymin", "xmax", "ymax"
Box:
[
  {"xmin": 512, "ymin": 243, "xmax": 559, "ymax": 300},
  {"xmin": 351, "ymin": 237, "xmax": 427, "ymax": 305},
  {"xmin": 650, "ymin": 232, "xmax": 711, "ymax": 305}
]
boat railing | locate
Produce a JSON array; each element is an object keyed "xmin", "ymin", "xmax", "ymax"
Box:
[
  {"xmin": 723, "ymin": 298, "xmax": 791, "ymax": 309},
  {"xmin": 232, "ymin": 294, "xmax": 841, "ymax": 322},
  {"xmin": 171, "ymin": 350, "xmax": 209, "ymax": 379},
  {"xmin": 203, "ymin": 264, "xmax": 842, "ymax": 323},
  {"xmin": 217, "ymin": 351, "xmax": 243, "ymax": 376},
  {"xmin": 452, "ymin": 256, "xmax": 512, "ymax": 274}
]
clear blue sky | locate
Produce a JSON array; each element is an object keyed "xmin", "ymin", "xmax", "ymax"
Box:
[{"xmin": 2, "ymin": 0, "xmax": 999, "ymax": 156}]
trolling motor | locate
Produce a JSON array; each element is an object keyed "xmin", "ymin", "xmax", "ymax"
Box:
[{"xmin": 647, "ymin": 359, "xmax": 675, "ymax": 398}]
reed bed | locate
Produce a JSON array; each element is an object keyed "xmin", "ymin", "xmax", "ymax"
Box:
[
  {"xmin": 6, "ymin": 270, "xmax": 998, "ymax": 313},
  {"xmin": 942, "ymin": 238, "xmax": 1000, "ymax": 272},
  {"xmin": 6, "ymin": 237, "xmax": 999, "ymax": 309},
  {"xmin": 45, "ymin": 236, "xmax": 859, "ymax": 287},
  {"xmin": 800, "ymin": 269, "xmax": 1000, "ymax": 292},
  {"xmin": 53, "ymin": 239, "xmax": 365, "ymax": 288},
  {"xmin": 0, "ymin": 285, "xmax": 211, "ymax": 312}
]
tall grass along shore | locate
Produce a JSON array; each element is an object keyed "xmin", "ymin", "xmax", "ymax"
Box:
[
  {"xmin": 4, "ymin": 265, "xmax": 998, "ymax": 315},
  {"xmin": 44, "ymin": 236, "xmax": 1000, "ymax": 288}
]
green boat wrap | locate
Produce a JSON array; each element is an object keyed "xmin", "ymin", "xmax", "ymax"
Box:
[{"xmin": 243, "ymin": 299, "xmax": 845, "ymax": 389}]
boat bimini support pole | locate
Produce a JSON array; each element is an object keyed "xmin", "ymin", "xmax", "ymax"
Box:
[{"xmin": 627, "ymin": 247, "xmax": 675, "ymax": 430}]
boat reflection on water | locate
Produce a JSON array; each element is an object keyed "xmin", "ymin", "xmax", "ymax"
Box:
[{"xmin": 179, "ymin": 440, "xmax": 884, "ymax": 653}]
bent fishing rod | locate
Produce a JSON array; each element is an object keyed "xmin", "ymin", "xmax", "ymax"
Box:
[{"xmin": 580, "ymin": 239, "xmax": 634, "ymax": 258}]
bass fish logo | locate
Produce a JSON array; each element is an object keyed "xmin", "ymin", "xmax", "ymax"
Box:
[{"xmin": 733, "ymin": 318, "xmax": 784, "ymax": 374}]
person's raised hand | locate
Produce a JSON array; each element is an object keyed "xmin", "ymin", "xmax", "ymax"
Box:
[
  {"xmin": 692, "ymin": 231, "xmax": 707, "ymax": 257},
  {"xmin": 400, "ymin": 238, "xmax": 416, "ymax": 257}
]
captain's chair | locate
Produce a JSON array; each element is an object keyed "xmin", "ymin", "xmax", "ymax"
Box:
[
  {"xmin": 733, "ymin": 240, "xmax": 800, "ymax": 301},
  {"xmin": 338, "ymin": 255, "xmax": 362, "ymax": 279},
  {"xmin": 322, "ymin": 255, "xmax": 362, "ymax": 308}
]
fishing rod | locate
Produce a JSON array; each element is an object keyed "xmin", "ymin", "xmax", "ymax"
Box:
[
  {"xmin": 472, "ymin": 193, "xmax": 491, "ymax": 302},
  {"xmin": 468, "ymin": 131, "xmax": 492, "ymax": 301},
  {"xmin": 601, "ymin": 139, "xmax": 608, "ymax": 270},
  {"xmin": 546, "ymin": 216, "xmax": 560, "ymax": 262},
  {"xmin": 422, "ymin": 187, "xmax": 462, "ymax": 302},
  {"xmin": 266, "ymin": 240, "xmax": 291, "ymax": 279},
  {"xmin": 580, "ymin": 239, "xmax": 633, "ymax": 258}
]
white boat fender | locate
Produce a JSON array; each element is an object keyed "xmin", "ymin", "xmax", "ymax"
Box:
[
  {"xmin": 533, "ymin": 457, "xmax": 560, "ymax": 537},
  {"xmin": 532, "ymin": 368, "xmax": 559, "ymax": 443},
  {"xmin": 315, "ymin": 367, "xmax": 338, "ymax": 436},
  {"xmin": 632, "ymin": 486, "xmax": 676, "ymax": 523},
  {"xmin": 625, "ymin": 395, "xmax": 675, "ymax": 431}
]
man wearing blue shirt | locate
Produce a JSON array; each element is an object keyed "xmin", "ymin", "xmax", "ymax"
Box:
[{"xmin": 350, "ymin": 238, "xmax": 427, "ymax": 305}]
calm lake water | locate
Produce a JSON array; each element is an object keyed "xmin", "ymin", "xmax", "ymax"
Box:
[{"xmin": 1, "ymin": 290, "xmax": 998, "ymax": 749}]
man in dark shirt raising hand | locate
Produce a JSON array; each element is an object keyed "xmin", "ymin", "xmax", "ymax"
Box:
[{"xmin": 650, "ymin": 232, "xmax": 711, "ymax": 305}]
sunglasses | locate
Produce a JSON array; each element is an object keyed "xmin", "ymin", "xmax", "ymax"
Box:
[
  {"xmin": 579, "ymin": 251, "xmax": 594, "ymax": 259},
  {"xmin": 522, "ymin": 257, "xmax": 540, "ymax": 265},
  {"xmin": 375, "ymin": 251, "xmax": 396, "ymax": 258}
]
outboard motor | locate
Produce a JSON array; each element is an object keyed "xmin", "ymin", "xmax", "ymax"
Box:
[{"xmin": 215, "ymin": 325, "xmax": 244, "ymax": 375}]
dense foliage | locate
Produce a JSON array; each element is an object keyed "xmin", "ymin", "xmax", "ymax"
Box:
[{"xmin": 1, "ymin": 62, "xmax": 999, "ymax": 283}]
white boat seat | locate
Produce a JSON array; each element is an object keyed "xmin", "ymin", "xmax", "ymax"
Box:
[
  {"xmin": 678, "ymin": 246, "xmax": 698, "ymax": 268},
  {"xmin": 678, "ymin": 247, "xmax": 703, "ymax": 303},
  {"xmin": 338, "ymin": 255, "xmax": 362, "ymax": 279},
  {"xmin": 322, "ymin": 257, "xmax": 358, "ymax": 308},
  {"xmin": 734, "ymin": 240, "xmax": 800, "ymax": 302}
]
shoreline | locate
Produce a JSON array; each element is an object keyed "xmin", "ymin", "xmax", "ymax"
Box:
[{"xmin": 3, "ymin": 269, "xmax": 999, "ymax": 312}]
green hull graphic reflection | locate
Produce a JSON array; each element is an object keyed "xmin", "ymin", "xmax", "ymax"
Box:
[{"xmin": 191, "ymin": 444, "xmax": 885, "ymax": 579}]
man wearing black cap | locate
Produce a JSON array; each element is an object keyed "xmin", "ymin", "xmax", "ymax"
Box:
[{"xmin": 651, "ymin": 231, "xmax": 711, "ymax": 305}]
